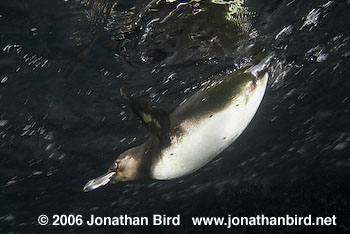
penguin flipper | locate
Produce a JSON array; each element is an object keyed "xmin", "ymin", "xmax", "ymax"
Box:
[{"xmin": 120, "ymin": 88, "xmax": 170, "ymax": 144}]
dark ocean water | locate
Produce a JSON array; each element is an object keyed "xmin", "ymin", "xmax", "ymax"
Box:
[{"xmin": 1, "ymin": 0, "xmax": 350, "ymax": 233}]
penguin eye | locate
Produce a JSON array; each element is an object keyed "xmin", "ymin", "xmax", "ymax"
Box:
[{"xmin": 110, "ymin": 161, "xmax": 119, "ymax": 171}]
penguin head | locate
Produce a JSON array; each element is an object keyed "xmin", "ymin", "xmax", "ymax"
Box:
[
  {"xmin": 83, "ymin": 146, "xmax": 143, "ymax": 192},
  {"xmin": 108, "ymin": 147, "xmax": 142, "ymax": 183}
]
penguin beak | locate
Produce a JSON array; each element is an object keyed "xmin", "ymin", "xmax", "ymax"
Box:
[{"xmin": 83, "ymin": 171, "xmax": 116, "ymax": 192}]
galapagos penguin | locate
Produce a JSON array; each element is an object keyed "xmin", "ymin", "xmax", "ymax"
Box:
[{"xmin": 83, "ymin": 56, "xmax": 271, "ymax": 192}]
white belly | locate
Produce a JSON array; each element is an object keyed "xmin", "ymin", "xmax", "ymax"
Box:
[{"xmin": 152, "ymin": 73, "xmax": 268, "ymax": 179}]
